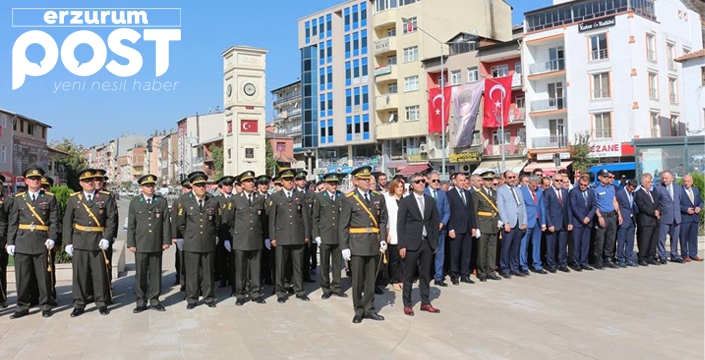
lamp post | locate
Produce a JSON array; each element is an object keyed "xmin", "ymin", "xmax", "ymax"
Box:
[{"xmin": 482, "ymin": 75, "xmax": 506, "ymax": 172}]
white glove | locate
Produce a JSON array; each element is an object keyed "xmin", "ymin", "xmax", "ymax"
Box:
[
  {"xmin": 264, "ymin": 238, "xmax": 271, "ymax": 250},
  {"xmin": 342, "ymin": 248, "xmax": 351, "ymax": 261},
  {"xmin": 176, "ymin": 238, "xmax": 184, "ymax": 251},
  {"xmin": 7, "ymin": 245, "xmax": 15, "ymax": 256},
  {"xmin": 65, "ymin": 244, "xmax": 74, "ymax": 256},
  {"xmin": 497, "ymin": 220, "xmax": 504, "ymax": 228},
  {"xmin": 215, "ymin": 236, "xmax": 220, "ymax": 245},
  {"xmin": 315, "ymin": 237, "xmax": 322, "ymax": 246},
  {"xmin": 379, "ymin": 241, "xmax": 388, "ymax": 253},
  {"xmin": 224, "ymin": 240, "xmax": 232, "ymax": 252},
  {"xmin": 98, "ymin": 239, "xmax": 110, "ymax": 250},
  {"xmin": 45, "ymin": 239, "xmax": 55, "ymax": 250},
  {"xmin": 475, "ymin": 230, "xmax": 481, "ymax": 239}
]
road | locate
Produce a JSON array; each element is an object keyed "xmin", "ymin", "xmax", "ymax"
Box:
[{"xmin": 0, "ymin": 199, "xmax": 703, "ymax": 359}]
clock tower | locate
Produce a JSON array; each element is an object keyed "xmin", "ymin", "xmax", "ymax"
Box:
[{"xmin": 222, "ymin": 46, "xmax": 268, "ymax": 176}]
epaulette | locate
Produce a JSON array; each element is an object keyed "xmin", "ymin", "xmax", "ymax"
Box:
[
  {"xmin": 15, "ymin": 192, "xmax": 26, "ymax": 197},
  {"xmin": 100, "ymin": 190, "xmax": 110, "ymax": 195},
  {"xmin": 70, "ymin": 192, "xmax": 80, "ymax": 197},
  {"xmin": 372, "ymin": 190, "xmax": 380, "ymax": 195},
  {"xmin": 44, "ymin": 191, "xmax": 54, "ymax": 196},
  {"xmin": 345, "ymin": 192, "xmax": 354, "ymax": 197}
]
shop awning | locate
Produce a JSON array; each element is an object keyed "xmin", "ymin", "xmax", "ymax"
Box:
[
  {"xmin": 472, "ymin": 159, "xmax": 527, "ymax": 175},
  {"xmin": 523, "ymin": 161, "xmax": 573, "ymax": 175},
  {"xmin": 396, "ymin": 163, "xmax": 432, "ymax": 176}
]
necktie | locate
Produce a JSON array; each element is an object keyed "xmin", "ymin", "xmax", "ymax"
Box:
[
  {"xmin": 459, "ymin": 190, "xmax": 466, "ymax": 205},
  {"xmin": 198, "ymin": 199, "xmax": 204, "ymax": 211},
  {"xmin": 510, "ymin": 187, "xmax": 520, "ymax": 205},
  {"xmin": 668, "ymin": 185, "xmax": 673, "ymax": 200},
  {"xmin": 31, "ymin": 194, "xmax": 36, "ymax": 202},
  {"xmin": 330, "ymin": 193, "xmax": 335, "ymax": 202},
  {"xmin": 432, "ymin": 189, "xmax": 437, "ymax": 201},
  {"xmin": 287, "ymin": 191, "xmax": 291, "ymax": 199},
  {"xmin": 87, "ymin": 194, "xmax": 92, "ymax": 203},
  {"xmin": 646, "ymin": 189, "xmax": 654, "ymax": 203},
  {"xmin": 147, "ymin": 198, "xmax": 152, "ymax": 205},
  {"xmin": 531, "ymin": 191, "xmax": 537, "ymax": 205},
  {"xmin": 417, "ymin": 196, "xmax": 427, "ymax": 236},
  {"xmin": 557, "ymin": 189, "xmax": 562, "ymax": 204},
  {"xmin": 688, "ymin": 188, "xmax": 694, "ymax": 204},
  {"xmin": 248, "ymin": 194, "xmax": 252, "ymax": 205},
  {"xmin": 627, "ymin": 190, "xmax": 633, "ymax": 208},
  {"xmin": 583, "ymin": 191, "xmax": 588, "ymax": 206},
  {"xmin": 364, "ymin": 192, "xmax": 370, "ymax": 205}
]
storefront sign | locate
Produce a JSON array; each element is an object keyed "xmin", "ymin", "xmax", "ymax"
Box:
[
  {"xmin": 588, "ymin": 142, "xmax": 621, "ymax": 158},
  {"xmin": 374, "ymin": 38, "xmax": 390, "ymax": 55},
  {"xmin": 579, "ymin": 16, "xmax": 615, "ymax": 33},
  {"xmin": 407, "ymin": 154, "xmax": 427, "ymax": 163},
  {"xmin": 537, "ymin": 152, "xmax": 569, "ymax": 161},
  {"xmin": 374, "ymin": 65, "xmax": 392, "ymax": 77},
  {"xmin": 449, "ymin": 152, "xmax": 481, "ymax": 163}
]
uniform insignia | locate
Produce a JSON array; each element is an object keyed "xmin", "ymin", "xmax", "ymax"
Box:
[
  {"xmin": 269, "ymin": 200, "xmax": 273, "ymax": 207},
  {"xmin": 346, "ymin": 192, "xmax": 354, "ymax": 197},
  {"xmin": 372, "ymin": 190, "xmax": 380, "ymax": 195},
  {"xmin": 178, "ymin": 206, "xmax": 183, "ymax": 216},
  {"xmin": 258, "ymin": 210, "xmax": 261, "ymax": 215},
  {"xmin": 100, "ymin": 190, "xmax": 110, "ymax": 195},
  {"xmin": 70, "ymin": 192, "xmax": 79, "ymax": 197},
  {"xmin": 15, "ymin": 192, "xmax": 26, "ymax": 197},
  {"xmin": 44, "ymin": 191, "xmax": 54, "ymax": 196},
  {"xmin": 156, "ymin": 213, "xmax": 160, "ymax": 218},
  {"xmin": 99, "ymin": 209, "xmax": 104, "ymax": 215}
]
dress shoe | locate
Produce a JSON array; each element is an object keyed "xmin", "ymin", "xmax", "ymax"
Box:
[
  {"xmin": 569, "ymin": 265, "xmax": 582, "ymax": 272},
  {"xmin": 206, "ymin": 302, "xmax": 216, "ymax": 308},
  {"xmin": 0, "ymin": 301, "xmax": 7, "ymax": 308},
  {"xmin": 487, "ymin": 274, "xmax": 501, "ymax": 281},
  {"xmin": 70, "ymin": 308, "xmax": 85, "ymax": 317},
  {"xmin": 352, "ymin": 315, "xmax": 363, "ymax": 324},
  {"xmin": 557, "ymin": 266, "xmax": 570, "ymax": 273},
  {"xmin": 10, "ymin": 310, "xmax": 29, "ymax": 319},
  {"xmin": 277, "ymin": 297, "xmax": 287, "ymax": 304},
  {"xmin": 42, "ymin": 310, "xmax": 53, "ymax": 318},
  {"xmin": 364, "ymin": 312, "xmax": 385, "ymax": 321},
  {"xmin": 334, "ymin": 291, "xmax": 348, "ymax": 298},
  {"xmin": 659, "ymin": 258, "xmax": 668, "ymax": 265},
  {"xmin": 605, "ymin": 262, "xmax": 618, "ymax": 269},
  {"xmin": 479, "ymin": 277, "xmax": 487, "ymax": 282},
  {"xmin": 133, "ymin": 306, "xmax": 147, "ymax": 314},
  {"xmin": 403, "ymin": 306, "xmax": 415, "ymax": 316},
  {"xmin": 533, "ymin": 268, "xmax": 548, "ymax": 274},
  {"xmin": 511, "ymin": 272, "xmax": 526, "ymax": 277},
  {"xmin": 460, "ymin": 277, "xmax": 475, "ymax": 284},
  {"xmin": 582, "ymin": 265, "xmax": 595, "ymax": 271},
  {"xmin": 286, "ymin": 287, "xmax": 295, "ymax": 295},
  {"xmin": 420, "ymin": 304, "xmax": 441, "ymax": 313},
  {"xmin": 683, "ymin": 257, "xmax": 692, "ymax": 262},
  {"xmin": 639, "ymin": 260, "xmax": 650, "ymax": 266},
  {"xmin": 153, "ymin": 304, "xmax": 166, "ymax": 312},
  {"xmin": 434, "ymin": 280, "xmax": 448, "ymax": 287},
  {"xmin": 520, "ymin": 270, "xmax": 530, "ymax": 276},
  {"xmin": 254, "ymin": 297, "xmax": 266, "ymax": 304},
  {"xmin": 235, "ymin": 298, "xmax": 247, "ymax": 306},
  {"xmin": 546, "ymin": 267, "xmax": 556, "ymax": 273},
  {"xmin": 186, "ymin": 304, "xmax": 196, "ymax": 310},
  {"xmin": 594, "ymin": 264, "xmax": 605, "ymax": 270},
  {"xmin": 618, "ymin": 262, "xmax": 627, "ymax": 268},
  {"xmin": 691, "ymin": 256, "xmax": 704, "ymax": 262},
  {"xmin": 500, "ymin": 272, "xmax": 512, "ymax": 279},
  {"xmin": 626, "ymin": 261, "xmax": 638, "ymax": 267},
  {"xmin": 321, "ymin": 292, "xmax": 331, "ymax": 300},
  {"xmin": 99, "ymin": 306, "xmax": 110, "ymax": 315},
  {"xmin": 451, "ymin": 278, "xmax": 460, "ymax": 286},
  {"xmin": 646, "ymin": 259, "xmax": 658, "ymax": 265},
  {"xmin": 671, "ymin": 257, "xmax": 684, "ymax": 263},
  {"xmin": 296, "ymin": 295, "xmax": 310, "ymax": 301}
]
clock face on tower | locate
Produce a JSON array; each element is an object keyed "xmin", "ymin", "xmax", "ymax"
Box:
[
  {"xmin": 244, "ymin": 82, "xmax": 256, "ymax": 96},
  {"xmin": 227, "ymin": 84, "xmax": 232, "ymax": 97}
]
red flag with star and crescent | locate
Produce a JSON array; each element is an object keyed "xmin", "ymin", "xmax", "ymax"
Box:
[
  {"xmin": 482, "ymin": 75, "xmax": 512, "ymax": 128},
  {"xmin": 241, "ymin": 119, "xmax": 258, "ymax": 133},
  {"xmin": 428, "ymin": 86, "xmax": 451, "ymax": 133}
]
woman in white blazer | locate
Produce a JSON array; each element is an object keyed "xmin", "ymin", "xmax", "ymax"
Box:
[{"xmin": 384, "ymin": 177, "xmax": 406, "ymax": 291}]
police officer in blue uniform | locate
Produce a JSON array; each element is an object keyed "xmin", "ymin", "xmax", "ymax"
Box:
[{"xmin": 593, "ymin": 169, "xmax": 623, "ymax": 269}]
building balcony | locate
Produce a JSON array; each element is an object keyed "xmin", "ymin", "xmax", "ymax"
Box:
[
  {"xmin": 528, "ymin": 59, "xmax": 565, "ymax": 76},
  {"xmin": 510, "ymin": 107, "xmax": 526, "ymax": 122},
  {"xmin": 374, "ymin": 65, "xmax": 397, "ymax": 83},
  {"xmin": 273, "ymin": 94, "xmax": 301, "ymax": 106},
  {"xmin": 373, "ymin": 8, "xmax": 397, "ymax": 29},
  {"xmin": 531, "ymin": 135, "xmax": 568, "ymax": 149},
  {"xmin": 375, "ymin": 93, "xmax": 399, "ymax": 111},
  {"xmin": 530, "ymin": 97, "xmax": 566, "ymax": 113},
  {"xmin": 511, "ymin": 73, "xmax": 523, "ymax": 88},
  {"xmin": 374, "ymin": 37, "xmax": 397, "ymax": 56}
]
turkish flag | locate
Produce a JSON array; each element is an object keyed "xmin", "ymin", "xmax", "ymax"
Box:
[
  {"xmin": 428, "ymin": 86, "xmax": 451, "ymax": 133},
  {"xmin": 241, "ymin": 119, "xmax": 258, "ymax": 133},
  {"xmin": 482, "ymin": 75, "xmax": 512, "ymax": 128}
]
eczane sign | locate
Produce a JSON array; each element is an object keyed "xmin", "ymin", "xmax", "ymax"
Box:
[{"xmin": 588, "ymin": 142, "xmax": 621, "ymax": 157}]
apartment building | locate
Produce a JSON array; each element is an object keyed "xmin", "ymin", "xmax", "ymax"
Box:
[
  {"xmin": 11, "ymin": 111, "xmax": 51, "ymax": 189},
  {"xmin": 676, "ymin": 50, "xmax": 705, "ymax": 134},
  {"xmin": 270, "ymin": 81, "xmax": 304, "ymax": 165},
  {"xmin": 159, "ymin": 130, "xmax": 180, "ymax": 185},
  {"xmin": 522, "ymin": 0, "xmax": 702, "ymax": 171},
  {"xmin": 176, "ymin": 111, "xmax": 225, "ymax": 176},
  {"xmin": 0, "ymin": 109, "xmax": 15, "ymax": 184}
]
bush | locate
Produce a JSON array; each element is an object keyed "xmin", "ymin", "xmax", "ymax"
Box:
[
  {"xmin": 50, "ymin": 185, "xmax": 73, "ymax": 264},
  {"xmin": 677, "ymin": 172, "xmax": 705, "ymax": 234}
]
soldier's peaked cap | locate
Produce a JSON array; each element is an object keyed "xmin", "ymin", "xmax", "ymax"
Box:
[
  {"xmin": 138, "ymin": 174, "xmax": 157, "ymax": 185},
  {"xmin": 351, "ymin": 166, "xmax": 372, "ymax": 179},
  {"xmin": 77, "ymin": 168, "xmax": 95, "ymax": 181}
]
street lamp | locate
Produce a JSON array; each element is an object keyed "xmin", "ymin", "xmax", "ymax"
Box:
[{"xmin": 482, "ymin": 75, "xmax": 506, "ymax": 172}]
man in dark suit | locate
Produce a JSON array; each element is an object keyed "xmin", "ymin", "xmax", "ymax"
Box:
[
  {"xmin": 520, "ymin": 175, "xmax": 546, "ymax": 274},
  {"xmin": 615, "ymin": 179, "xmax": 638, "ymax": 267},
  {"xmin": 654, "ymin": 170, "xmax": 683, "ymax": 263},
  {"xmin": 544, "ymin": 173, "xmax": 572, "ymax": 273},
  {"xmin": 446, "ymin": 172, "xmax": 477, "ymax": 284},
  {"xmin": 679, "ymin": 174, "xmax": 703, "ymax": 262},
  {"xmin": 569, "ymin": 174, "xmax": 597, "ymax": 271},
  {"xmin": 312, "ymin": 173, "xmax": 347, "ymax": 299},
  {"xmin": 424, "ymin": 171, "xmax": 450, "ymax": 286},
  {"xmin": 635, "ymin": 173, "xmax": 661, "ymax": 265},
  {"xmin": 398, "ymin": 173, "xmax": 440, "ymax": 316}
]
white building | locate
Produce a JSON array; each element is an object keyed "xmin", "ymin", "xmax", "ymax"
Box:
[
  {"xmin": 522, "ymin": 0, "xmax": 703, "ymax": 170},
  {"xmin": 676, "ymin": 49, "xmax": 705, "ymax": 134}
]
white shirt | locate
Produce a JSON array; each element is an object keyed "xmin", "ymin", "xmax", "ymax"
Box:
[
  {"xmin": 27, "ymin": 190, "xmax": 40, "ymax": 201},
  {"xmin": 384, "ymin": 193, "xmax": 399, "ymax": 245},
  {"xmin": 83, "ymin": 191, "xmax": 95, "ymax": 201}
]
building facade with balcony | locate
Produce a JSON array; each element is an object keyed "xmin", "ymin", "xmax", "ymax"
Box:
[
  {"xmin": 177, "ymin": 111, "xmax": 225, "ymax": 176},
  {"xmin": 46, "ymin": 147, "xmax": 68, "ymax": 185},
  {"xmin": 270, "ymin": 80, "xmax": 305, "ymax": 165},
  {"xmin": 675, "ymin": 49, "xmax": 705, "ymax": 135},
  {"xmin": 522, "ymin": 0, "xmax": 702, "ymax": 172},
  {"xmin": 0, "ymin": 109, "xmax": 15, "ymax": 186},
  {"xmin": 10, "ymin": 111, "xmax": 51, "ymax": 190}
]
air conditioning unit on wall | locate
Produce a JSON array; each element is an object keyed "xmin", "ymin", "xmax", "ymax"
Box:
[{"xmin": 419, "ymin": 144, "xmax": 427, "ymax": 153}]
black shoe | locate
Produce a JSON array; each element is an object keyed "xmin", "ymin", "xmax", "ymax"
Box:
[
  {"xmin": 364, "ymin": 312, "xmax": 385, "ymax": 321},
  {"xmin": 277, "ymin": 297, "xmax": 287, "ymax": 304},
  {"xmin": 10, "ymin": 310, "xmax": 29, "ymax": 319},
  {"xmin": 547, "ymin": 267, "xmax": 557, "ymax": 273},
  {"xmin": 186, "ymin": 304, "xmax": 196, "ymax": 310},
  {"xmin": 451, "ymin": 278, "xmax": 460, "ymax": 286},
  {"xmin": 296, "ymin": 295, "xmax": 310, "ymax": 301},
  {"xmin": 569, "ymin": 265, "xmax": 582, "ymax": 272},
  {"xmin": 70, "ymin": 308, "xmax": 84, "ymax": 317},
  {"xmin": 153, "ymin": 304, "xmax": 166, "ymax": 312},
  {"xmin": 618, "ymin": 262, "xmax": 627, "ymax": 268},
  {"xmin": 479, "ymin": 277, "xmax": 487, "ymax": 282},
  {"xmin": 558, "ymin": 266, "xmax": 570, "ymax": 273},
  {"xmin": 639, "ymin": 260, "xmax": 649, "ymax": 266},
  {"xmin": 133, "ymin": 306, "xmax": 147, "ymax": 314},
  {"xmin": 0, "ymin": 301, "xmax": 7, "ymax": 308},
  {"xmin": 352, "ymin": 315, "xmax": 363, "ymax": 324},
  {"xmin": 533, "ymin": 268, "xmax": 548, "ymax": 274},
  {"xmin": 520, "ymin": 271, "xmax": 530, "ymax": 276},
  {"xmin": 605, "ymin": 262, "xmax": 618, "ymax": 269},
  {"xmin": 206, "ymin": 302, "xmax": 216, "ymax": 308},
  {"xmin": 659, "ymin": 258, "xmax": 668, "ymax": 265},
  {"xmin": 254, "ymin": 297, "xmax": 266, "ymax": 304},
  {"xmin": 511, "ymin": 272, "xmax": 526, "ymax": 277},
  {"xmin": 235, "ymin": 298, "xmax": 247, "ymax": 306},
  {"xmin": 487, "ymin": 274, "xmax": 502, "ymax": 281},
  {"xmin": 434, "ymin": 280, "xmax": 448, "ymax": 287},
  {"xmin": 500, "ymin": 272, "xmax": 511, "ymax": 279},
  {"xmin": 99, "ymin": 306, "xmax": 110, "ymax": 315},
  {"xmin": 286, "ymin": 287, "xmax": 295, "ymax": 295},
  {"xmin": 671, "ymin": 257, "xmax": 685, "ymax": 263},
  {"xmin": 626, "ymin": 261, "xmax": 638, "ymax": 267},
  {"xmin": 334, "ymin": 291, "xmax": 348, "ymax": 298},
  {"xmin": 460, "ymin": 277, "xmax": 475, "ymax": 284},
  {"xmin": 321, "ymin": 292, "xmax": 331, "ymax": 300},
  {"xmin": 647, "ymin": 259, "xmax": 659, "ymax": 265},
  {"xmin": 42, "ymin": 310, "xmax": 52, "ymax": 318}
]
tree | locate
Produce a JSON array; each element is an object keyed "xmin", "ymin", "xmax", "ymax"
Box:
[
  {"xmin": 49, "ymin": 185, "xmax": 73, "ymax": 263},
  {"xmin": 209, "ymin": 145, "xmax": 224, "ymax": 179},
  {"xmin": 49, "ymin": 138, "xmax": 87, "ymax": 191},
  {"xmin": 265, "ymin": 141, "xmax": 278, "ymax": 176},
  {"xmin": 568, "ymin": 130, "xmax": 596, "ymax": 173}
]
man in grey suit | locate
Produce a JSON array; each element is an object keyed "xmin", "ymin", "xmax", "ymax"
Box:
[
  {"xmin": 654, "ymin": 170, "xmax": 684, "ymax": 263},
  {"xmin": 496, "ymin": 170, "xmax": 528, "ymax": 278}
]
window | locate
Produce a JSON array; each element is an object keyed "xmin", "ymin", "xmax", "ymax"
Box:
[
  {"xmin": 668, "ymin": 77, "xmax": 678, "ymax": 104},
  {"xmin": 0, "ymin": 144, "xmax": 6, "ymax": 163},
  {"xmin": 27, "ymin": 123, "xmax": 34, "ymax": 135},
  {"xmin": 450, "ymin": 70, "xmax": 462, "ymax": 85},
  {"xmin": 1, "ymin": 114, "xmax": 5, "ymax": 128},
  {"xmin": 702, "ymin": 67, "xmax": 705, "ymax": 86},
  {"xmin": 387, "ymin": 55, "xmax": 397, "ymax": 65},
  {"xmin": 648, "ymin": 72, "xmax": 658, "ymax": 100},
  {"xmin": 492, "ymin": 130, "xmax": 511, "ymax": 145},
  {"xmin": 666, "ymin": 43, "xmax": 676, "ymax": 71},
  {"xmin": 402, "ymin": 17, "xmax": 417, "ymax": 34},
  {"xmin": 514, "ymin": 61, "xmax": 522, "ymax": 75},
  {"xmin": 403, "ymin": 46, "xmax": 418, "ymax": 62},
  {"xmin": 276, "ymin": 142, "xmax": 285, "ymax": 152},
  {"xmin": 227, "ymin": 121, "xmax": 233, "ymax": 134},
  {"xmin": 467, "ymin": 66, "xmax": 479, "ymax": 82},
  {"xmin": 404, "ymin": 76, "xmax": 419, "ymax": 92},
  {"xmin": 593, "ymin": 112, "xmax": 611, "ymax": 139},
  {"xmin": 405, "ymin": 105, "xmax": 420, "ymax": 121},
  {"xmin": 646, "ymin": 33, "xmax": 656, "ymax": 62},
  {"xmin": 388, "ymin": 110, "xmax": 398, "ymax": 123},
  {"xmin": 491, "ymin": 64, "xmax": 509, "ymax": 77},
  {"xmin": 387, "ymin": 27, "xmax": 396, "ymax": 37},
  {"xmin": 589, "ymin": 33, "xmax": 608, "ymax": 61},
  {"xmin": 388, "ymin": 82, "xmax": 397, "ymax": 94},
  {"xmin": 670, "ymin": 115, "xmax": 680, "ymax": 136},
  {"xmin": 592, "ymin": 72, "xmax": 610, "ymax": 99},
  {"xmin": 515, "ymin": 96, "xmax": 525, "ymax": 109},
  {"xmin": 650, "ymin": 112, "xmax": 661, "ymax": 137}
]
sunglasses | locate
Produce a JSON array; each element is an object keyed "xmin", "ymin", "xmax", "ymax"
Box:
[
  {"xmin": 192, "ymin": 183, "xmax": 206, "ymax": 187},
  {"xmin": 430, "ymin": 179, "xmax": 440, "ymax": 183},
  {"xmin": 413, "ymin": 179, "xmax": 426, "ymax": 184},
  {"xmin": 507, "ymin": 176, "xmax": 517, "ymax": 179}
]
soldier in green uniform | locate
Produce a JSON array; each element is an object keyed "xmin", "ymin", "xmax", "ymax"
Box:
[
  {"xmin": 257, "ymin": 175, "xmax": 274, "ymax": 286},
  {"xmin": 63, "ymin": 168, "xmax": 118, "ymax": 317},
  {"xmin": 472, "ymin": 171, "xmax": 502, "ymax": 282},
  {"xmin": 127, "ymin": 174, "xmax": 171, "ymax": 313},
  {"xmin": 312, "ymin": 173, "xmax": 347, "ymax": 299},
  {"xmin": 215, "ymin": 175, "xmax": 236, "ymax": 291},
  {"xmin": 339, "ymin": 166, "xmax": 388, "ymax": 324},
  {"xmin": 171, "ymin": 177, "xmax": 193, "ymax": 290},
  {"xmin": 228, "ymin": 170, "xmax": 268, "ymax": 305},
  {"xmin": 175, "ymin": 172, "xmax": 221, "ymax": 309},
  {"xmin": 295, "ymin": 170, "xmax": 316, "ymax": 283},
  {"xmin": 6, "ymin": 166, "xmax": 60, "ymax": 318},
  {"xmin": 269, "ymin": 168, "xmax": 311, "ymax": 303},
  {"xmin": 0, "ymin": 174, "xmax": 11, "ymax": 308}
]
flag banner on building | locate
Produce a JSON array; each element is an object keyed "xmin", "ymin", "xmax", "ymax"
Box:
[
  {"xmin": 451, "ymin": 81, "xmax": 484, "ymax": 149},
  {"xmin": 240, "ymin": 119, "xmax": 259, "ymax": 133},
  {"xmin": 428, "ymin": 86, "xmax": 451, "ymax": 134},
  {"xmin": 482, "ymin": 75, "xmax": 513, "ymax": 128}
]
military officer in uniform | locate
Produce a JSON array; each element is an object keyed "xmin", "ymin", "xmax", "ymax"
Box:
[
  {"xmin": 6, "ymin": 166, "xmax": 60, "ymax": 318},
  {"xmin": 295, "ymin": 170, "xmax": 316, "ymax": 282},
  {"xmin": 312, "ymin": 173, "xmax": 347, "ymax": 299},
  {"xmin": 175, "ymin": 172, "xmax": 221, "ymax": 309},
  {"xmin": 127, "ymin": 174, "xmax": 171, "ymax": 313},
  {"xmin": 40, "ymin": 176, "xmax": 59, "ymax": 299},
  {"xmin": 339, "ymin": 166, "xmax": 388, "ymax": 324},
  {"xmin": 171, "ymin": 176, "xmax": 193, "ymax": 290},
  {"xmin": 257, "ymin": 175, "xmax": 275, "ymax": 285},
  {"xmin": 215, "ymin": 175, "xmax": 236, "ymax": 290},
  {"xmin": 472, "ymin": 171, "xmax": 502, "ymax": 282},
  {"xmin": 228, "ymin": 171, "xmax": 268, "ymax": 305},
  {"xmin": 269, "ymin": 168, "xmax": 311, "ymax": 303},
  {"xmin": 93, "ymin": 169, "xmax": 118, "ymax": 284},
  {"xmin": 0, "ymin": 174, "xmax": 12, "ymax": 308},
  {"xmin": 64, "ymin": 168, "xmax": 118, "ymax": 316}
]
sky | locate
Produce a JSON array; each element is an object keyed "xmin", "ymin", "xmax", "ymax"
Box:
[{"xmin": 0, "ymin": 0, "xmax": 552, "ymax": 147}]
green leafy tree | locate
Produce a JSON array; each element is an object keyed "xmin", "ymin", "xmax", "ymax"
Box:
[
  {"xmin": 677, "ymin": 172, "xmax": 705, "ymax": 234},
  {"xmin": 209, "ymin": 145, "xmax": 224, "ymax": 179},
  {"xmin": 569, "ymin": 131, "xmax": 596, "ymax": 173},
  {"xmin": 49, "ymin": 138, "xmax": 87, "ymax": 191},
  {"xmin": 265, "ymin": 141, "xmax": 278, "ymax": 176},
  {"xmin": 49, "ymin": 184, "xmax": 73, "ymax": 263}
]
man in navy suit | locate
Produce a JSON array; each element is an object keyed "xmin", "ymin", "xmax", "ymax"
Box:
[
  {"xmin": 446, "ymin": 173, "xmax": 477, "ymax": 284},
  {"xmin": 569, "ymin": 174, "xmax": 597, "ymax": 271},
  {"xmin": 680, "ymin": 174, "xmax": 703, "ymax": 262},
  {"xmin": 654, "ymin": 171, "xmax": 683, "ymax": 263},
  {"xmin": 615, "ymin": 179, "xmax": 638, "ymax": 267},
  {"xmin": 424, "ymin": 171, "xmax": 451, "ymax": 286},
  {"xmin": 520, "ymin": 176, "xmax": 546, "ymax": 274},
  {"xmin": 543, "ymin": 173, "xmax": 572, "ymax": 273}
]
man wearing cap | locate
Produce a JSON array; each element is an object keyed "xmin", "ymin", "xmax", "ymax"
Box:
[
  {"xmin": 615, "ymin": 178, "xmax": 638, "ymax": 267},
  {"xmin": 312, "ymin": 173, "xmax": 347, "ymax": 299},
  {"xmin": 295, "ymin": 170, "xmax": 316, "ymax": 282},
  {"xmin": 215, "ymin": 175, "xmax": 237, "ymax": 290},
  {"xmin": 127, "ymin": 174, "xmax": 171, "ymax": 313},
  {"xmin": 256, "ymin": 175, "xmax": 275, "ymax": 285},
  {"xmin": 228, "ymin": 171, "xmax": 268, "ymax": 305},
  {"xmin": 63, "ymin": 168, "xmax": 118, "ymax": 317},
  {"xmin": 269, "ymin": 168, "xmax": 311, "ymax": 303},
  {"xmin": 472, "ymin": 172, "xmax": 501, "ymax": 281},
  {"xmin": 92, "ymin": 169, "xmax": 118, "ymax": 305},
  {"xmin": 175, "ymin": 172, "xmax": 221, "ymax": 309},
  {"xmin": 170, "ymin": 176, "xmax": 192, "ymax": 290},
  {"xmin": 6, "ymin": 166, "xmax": 60, "ymax": 318},
  {"xmin": 0, "ymin": 174, "xmax": 11, "ymax": 308},
  {"xmin": 339, "ymin": 166, "xmax": 388, "ymax": 324},
  {"xmin": 593, "ymin": 169, "xmax": 623, "ymax": 269}
]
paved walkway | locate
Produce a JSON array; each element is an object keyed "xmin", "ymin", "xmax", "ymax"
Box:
[{"xmin": 0, "ymin": 201, "xmax": 702, "ymax": 359}]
